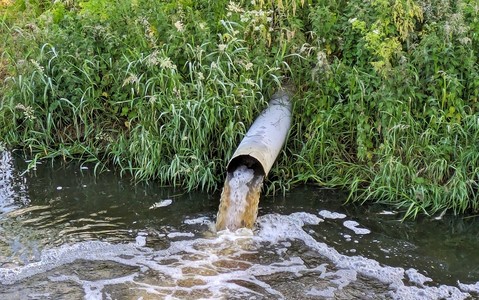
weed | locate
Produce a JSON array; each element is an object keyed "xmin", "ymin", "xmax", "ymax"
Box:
[{"xmin": 1, "ymin": 0, "xmax": 478, "ymax": 217}]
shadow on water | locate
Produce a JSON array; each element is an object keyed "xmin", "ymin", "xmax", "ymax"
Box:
[{"xmin": 1, "ymin": 150, "xmax": 479, "ymax": 299}]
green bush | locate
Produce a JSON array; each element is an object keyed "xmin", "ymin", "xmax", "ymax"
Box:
[{"xmin": 1, "ymin": 0, "xmax": 478, "ymax": 218}]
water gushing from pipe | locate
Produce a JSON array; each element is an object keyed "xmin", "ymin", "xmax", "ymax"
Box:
[
  {"xmin": 216, "ymin": 165, "xmax": 263, "ymax": 231},
  {"xmin": 216, "ymin": 90, "xmax": 292, "ymax": 231}
]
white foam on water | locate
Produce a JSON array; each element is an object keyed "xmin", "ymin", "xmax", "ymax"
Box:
[
  {"xmin": 0, "ymin": 212, "xmax": 477, "ymax": 299},
  {"xmin": 217, "ymin": 227, "xmax": 254, "ymax": 238},
  {"xmin": 0, "ymin": 241, "xmax": 142, "ymax": 285},
  {"xmin": 227, "ymin": 165, "xmax": 255, "ymax": 219},
  {"xmin": 379, "ymin": 210, "xmax": 397, "ymax": 215},
  {"xmin": 167, "ymin": 232, "xmax": 195, "ymax": 238},
  {"xmin": 343, "ymin": 220, "xmax": 371, "ymax": 235},
  {"xmin": 458, "ymin": 281, "xmax": 479, "ymax": 293},
  {"xmin": 184, "ymin": 216, "xmax": 210, "ymax": 225},
  {"xmin": 318, "ymin": 210, "xmax": 346, "ymax": 219},
  {"xmin": 149, "ymin": 199, "xmax": 173, "ymax": 209},
  {"xmin": 406, "ymin": 268, "xmax": 433, "ymax": 287},
  {"xmin": 49, "ymin": 272, "xmax": 139, "ymax": 299},
  {"xmin": 135, "ymin": 235, "xmax": 147, "ymax": 247}
]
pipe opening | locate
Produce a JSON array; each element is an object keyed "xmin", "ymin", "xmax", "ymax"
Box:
[{"xmin": 227, "ymin": 155, "xmax": 265, "ymax": 177}]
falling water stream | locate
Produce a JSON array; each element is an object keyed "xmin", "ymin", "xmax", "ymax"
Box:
[
  {"xmin": 1, "ymin": 150, "xmax": 479, "ymax": 299},
  {"xmin": 216, "ymin": 165, "xmax": 263, "ymax": 231}
]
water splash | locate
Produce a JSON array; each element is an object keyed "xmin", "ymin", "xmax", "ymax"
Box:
[
  {"xmin": 0, "ymin": 151, "xmax": 29, "ymax": 214},
  {"xmin": 1, "ymin": 212, "xmax": 477, "ymax": 299},
  {"xmin": 215, "ymin": 165, "xmax": 264, "ymax": 231},
  {"xmin": 1, "ymin": 154, "xmax": 479, "ymax": 299}
]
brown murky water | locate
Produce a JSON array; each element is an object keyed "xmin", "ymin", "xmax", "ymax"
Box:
[
  {"xmin": 1, "ymin": 150, "xmax": 479, "ymax": 299},
  {"xmin": 216, "ymin": 165, "xmax": 263, "ymax": 231}
]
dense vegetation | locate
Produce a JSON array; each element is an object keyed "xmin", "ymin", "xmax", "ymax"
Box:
[{"xmin": 1, "ymin": 0, "xmax": 478, "ymax": 218}]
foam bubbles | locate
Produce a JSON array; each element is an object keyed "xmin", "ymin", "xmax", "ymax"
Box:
[
  {"xmin": 135, "ymin": 235, "xmax": 147, "ymax": 247},
  {"xmin": 229, "ymin": 165, "xmax": 255, "ymax": 210},
  {"xmin": 0, "ymin": 212, "xmax": 477, "ymax": 299},
  {"xmin": 343, "ymin": 220, "xmax": 371, "ymax": 235},
  {"xmin": 149, "ymin": 199, "xmax": 173, "ymax": 209},
  {"xmin": 318, "ymin": 210, "xmax": 346, "ymax": 219},
  {"xmin": 216, "ymin": 165, "xmax": 263, "ymax": 230},
  {"xmin": 184, "ymin": 216, "xmax": 210, "ymax": 225},
  {"xmin": 167, "ymin": 232, "xmax": 195, "ymax": 239}
]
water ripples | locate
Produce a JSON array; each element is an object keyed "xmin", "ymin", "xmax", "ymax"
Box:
[
  {"xmin": 1, "ymin": 213, "xmax": 478, "ymax": 299},
  {"xmin": 1, "ymin": 151, "xmax": 479, "ymax": 299}
]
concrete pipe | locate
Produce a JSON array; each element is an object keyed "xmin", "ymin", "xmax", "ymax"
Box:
[
  {"xmin": 215, "ymin": 89, "xmax": 292, "ymax": 231},
  {"xmin": 227, "ymin": 90, "xmax": 292, "ymax": 177}
]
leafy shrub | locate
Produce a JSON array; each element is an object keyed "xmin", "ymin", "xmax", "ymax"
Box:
[{"xmin": 1, "ymin": 0, "xmax": 478, "ymax": 217}]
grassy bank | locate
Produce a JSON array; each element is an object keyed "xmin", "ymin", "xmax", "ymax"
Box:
[{"xmin": 1, "ymin": 0, "xmax": 478, "ymax": 218}]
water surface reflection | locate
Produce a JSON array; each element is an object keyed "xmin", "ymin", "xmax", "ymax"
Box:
[{"xmin": 0, "ymin": 151, "xmax": 478, "ymax": 299}]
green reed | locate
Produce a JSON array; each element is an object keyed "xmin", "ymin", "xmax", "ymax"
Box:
[{"xmin": 1, "ymin": 0, "xmax": 478, "ymax": 218}]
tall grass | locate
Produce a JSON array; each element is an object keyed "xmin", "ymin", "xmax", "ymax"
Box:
[{"xmin": 1, "ymin": 0, "xmax": 479, "ymax": 218}]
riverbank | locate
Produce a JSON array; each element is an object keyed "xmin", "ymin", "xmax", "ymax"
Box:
[{"xmin": 1, "ymin": 0, "xmax": 478, "ymax": 218}]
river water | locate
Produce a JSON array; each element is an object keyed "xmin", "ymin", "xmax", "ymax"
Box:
[{"xmin": 1, "ymin": 150, "xmax": 478, "ymax": 299}]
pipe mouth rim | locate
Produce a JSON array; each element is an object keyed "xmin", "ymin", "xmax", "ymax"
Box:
[{"xmin": 227, "ymin": 155, "xmax": 265, "ymax": 177}]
